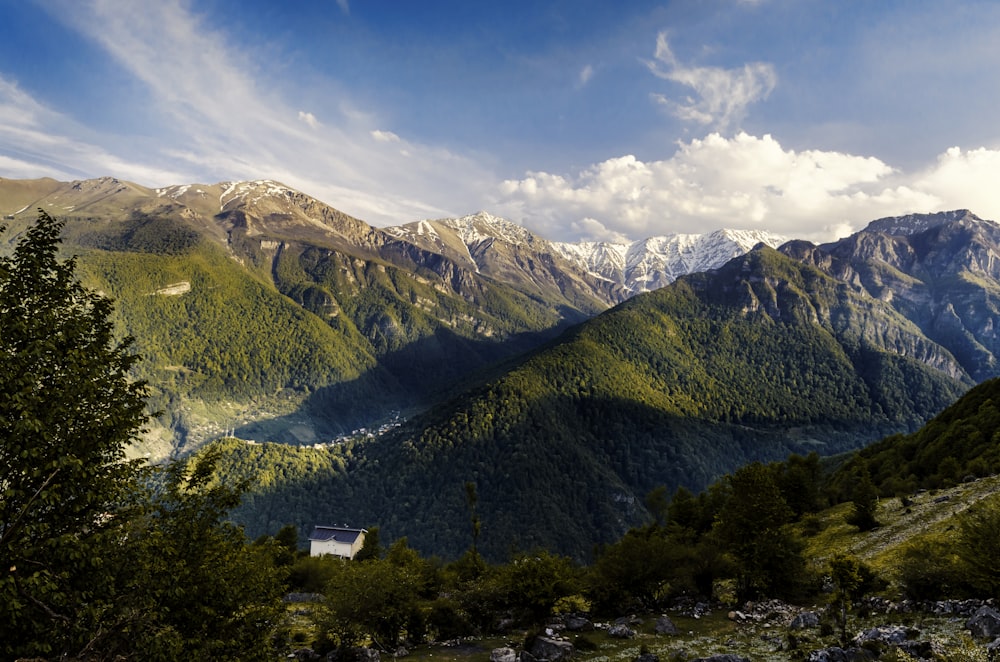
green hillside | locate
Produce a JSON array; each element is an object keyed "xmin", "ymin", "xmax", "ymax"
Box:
[
  {"xmin": 221, "ymin": 247, "xmax": 969, "ymax": 560},
  {"xmin": 828, "ymin": 376, "xmax": 1000, "ymax": 498}
]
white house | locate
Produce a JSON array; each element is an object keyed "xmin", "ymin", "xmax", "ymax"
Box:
[{"xmin": 308, "ymin": 525, "xmax": 367, "ymax": 559}]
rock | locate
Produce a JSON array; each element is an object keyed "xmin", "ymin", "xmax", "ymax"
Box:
[
  {"xmin": 852, "ymin": 625, "xmax": 911, "ymax": 646},
  {"xmin": 528, "ymin": 637, "xmax": 574, "ymax": 662},
  {"xmin": 967, "ymin": 605, "xmax": 1000, "ymax": 641},
  {"xmin": 635, "ymin": 654, "xmax": 659, "ymax": 662},
  {"xmin": 805, "ymin": 647, "xmax": 876, "ymax": 662},
  {"xmin": 655, "ymin": 615, "xmax": 679, "ymax": 635},
  {"xmin": 394, "ymin": 648, "xmax": 409, "ymax": 658},
  {"xmin": 327, "ymin": 647, "xmax": 381, "ymax": 662},
  {"xmin": 607, "ymin": 624, "xmax": 636, "ymax": 639},
  {"xmin": 491, "ymin": 647, "xmax": 517, "ymax": 662},
  {"xmin": 691, "ymin": 655, "xmax": 750, "ymax": 662},
  {"xmin": 564, "ymin": 615, "xmax": 593, "ymax": 631},
  {"xmin": 789, "ymin": 611, "xmax": 820, "ymax": 630}
]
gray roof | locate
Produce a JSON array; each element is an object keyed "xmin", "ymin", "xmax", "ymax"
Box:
[{"xmin": 308, "ymin": 526, "xmax": 366, "ymax": 544}]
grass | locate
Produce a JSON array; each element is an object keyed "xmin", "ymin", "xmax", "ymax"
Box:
[{"xmin": 800, "ymin": 474, "xmax": 1000, "ymax": 586}]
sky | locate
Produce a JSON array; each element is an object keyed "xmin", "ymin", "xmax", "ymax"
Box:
[{"xmin": 2, "ymin": 0, "xmax": 1000, "ymax": 243}]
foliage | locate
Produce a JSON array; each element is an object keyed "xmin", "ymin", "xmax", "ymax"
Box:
[
  {"xmin": 846, "ymin": 464, "xmax": 881, "ymax": 531},
  {"xmin": 713, "ymin": 462, "xmax": 808, "ymax": 603},
  {"xmin": 829, "ymin": 377, "xmax": 1000, "ymax": 499},
  {"xmin": 827, "ymin": 554, "xmax": 885, "ymax": 645},
  {"xmin": 0, "ymin": 211, "xmax": 149, "ymax": 659},
  {"xmin": 0, "ymin": 212, "xmax": 288, "ymax": 660},
  {"xmin": 108, "ymin": 450, "xmax": 287, "ymax": 661},
  {"xmin": 954, "ymin": 494, "xmax": 1000, "ymax": 596}
]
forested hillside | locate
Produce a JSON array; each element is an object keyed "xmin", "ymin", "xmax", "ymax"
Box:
[
  {"xmin": 0, "ymin": 177, "xmax": 609, "ymax": 457},
  {"xmin": 220, "ymin": 246, "xmax": 969, "ymax": 560}
]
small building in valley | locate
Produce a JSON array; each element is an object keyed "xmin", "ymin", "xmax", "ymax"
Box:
[{"xmin": 308, "ymin": 525, "xmax": 367, "ymax": 559}]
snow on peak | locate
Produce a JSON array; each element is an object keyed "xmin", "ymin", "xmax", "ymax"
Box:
[
  {"xmin": 219, "ymin": 180, "xmax": 296, "ymax": 209},
  {"xmin": 553, "ymin": 228, "xmax": 787, "ymax": 294},
  {"xmin": 441, "ymin": 211, "xmax": 538, "ymax": 246}
]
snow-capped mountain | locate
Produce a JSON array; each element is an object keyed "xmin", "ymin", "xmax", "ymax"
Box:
[
  {"xmin": 389, "ymin": 212, "xmax": 788, "ymax": 299},
  {"xmin": 552, "ymin": 229, "xmax": 788, "ymax": 294}
]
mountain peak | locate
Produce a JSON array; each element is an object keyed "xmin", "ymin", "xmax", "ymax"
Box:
[{"xmin": 863, "ymin": 210, "xmax": 985, "ymax": 237}]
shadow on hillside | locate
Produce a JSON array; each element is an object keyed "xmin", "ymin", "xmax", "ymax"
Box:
[
  {"xmin": 231, "ymin": 390, "xmax": 890, "ymax": 562},
  {"xmin": 233, "ymin": 321, "xmax": 578, "ymax": 445}
]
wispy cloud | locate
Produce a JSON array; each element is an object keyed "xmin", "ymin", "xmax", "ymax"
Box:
[
  {"xmin": 21, "ymin": 0, "xmax": 494, "ymax": 224},
  {"xmin": 578, "ymin": 64, "xmax": 594, "ymax": 87},
  {"xmin": 336, "ymin": 0, "xmax": 350, "ymax": 16},
  {"xmin": 646, "ymin": 32, "xmax": 776, "ymax": 131},
  {"xmin": 371, "ymin": 129, "xmax": 401, "ymax": 143}
]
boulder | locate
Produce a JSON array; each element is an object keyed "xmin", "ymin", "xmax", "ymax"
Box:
[
  {"xmin": 852, "ymin": 625, "xmax": 911, "ymax": 646},
  {"xmin": 528, "ymin": 637, "xmax": 574, "ymax": 662},
  {"xmin": 635, "ymin": 654, "xmax": 659, "ymax": 662},
  {"xmin": 654, "ymin": 615, "xmax": 678, "ymax": 635},
  {"xmin": 805, "ymin": 647, "xmax": 876, "ymax": 662},
  {"xmin": 564, "ymin": 615, "xmax": 593, "ymax": 632},
  {"xmin": 967, "ymin": 605, "xmax": 1000, "ymax": 641},
  {"xmin": 789, "ymin": 611, "xmax": 820, "ymax": 630},
  {"xmin": 491, "ymin": 648, "xmax": 518, "ymax": 662},
  {"xmin": 691, "ymin": 656, "xmax": 750, "ymax": 662},
  {"xmin": 607, "ymin": 624, "xmax": 636, "ymax": 639}
]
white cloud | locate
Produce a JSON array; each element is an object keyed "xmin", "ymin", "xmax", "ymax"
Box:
[
  {"xmin": 371, "ymin": 129, "xmax": 401, "ymax": 143},
  {"xmin": 336, "ymin": 0, "xmax": 350, "ymax": 15},
  {"xmin": 19, "ymin": 0, "xmax": 495, "ymax": 225},
  {"xmin": 0, "ymin": 73, "xmax": 190, "ymax": 184},
  {"xmin": 646, "ymin": 32, "xmax": 776, "ymax": 131},
  {"xmin": 495, "ymin": 132, "xmax": 948, "ymax": 242},
  {"xmin": 298, "ymin": 111, "xmax": 321, "ymax": 129},
  {"xmin": 578, "ymin": 64, "xmax": 594, "ymax": 87},
  {"xmin": 913, "ymin": 146, "xmax": 1000, "ymax": 221}
]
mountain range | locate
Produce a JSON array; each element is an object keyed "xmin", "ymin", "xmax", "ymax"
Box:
[
  {"xmin": 0, "ymin": 176, "xmax": 784, "ymax": 458},
  {"xmin": 4, "ymin": 175, "xmax": 1000, "ymax": 557}
]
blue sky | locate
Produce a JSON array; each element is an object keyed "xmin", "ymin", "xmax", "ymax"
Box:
[{"xmin": 2, "ymin": 0, "xmax": 1000, "ymax": 242}]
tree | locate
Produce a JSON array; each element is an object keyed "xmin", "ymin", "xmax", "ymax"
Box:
[
  {"xmin": 110, "ymin": 449, "xmax": 287, "ymax": 661},
  {"xmin": 827, "ymin": 554, "xmax": 884, "ymax": 645},
  {"xmin": 0, "ymin": 211, "xmax": 150, "ymax": 659},
  {"xmin": 846, "ymin": 464, "xmax": 880, "ymax": 532},
  {"xmin": 955, "ymin": 496, "xmax": 1000, "ymax": 596},
  {"xmin": 714, "ymin": 462, "xmax": 806, "ymax": 602}
]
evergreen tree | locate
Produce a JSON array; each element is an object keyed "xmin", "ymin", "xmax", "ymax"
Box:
[
  {"xmin": 846, "ymin": 464, "xmax": 880, "ymax": 531},
  {"xmin": 0, "ymin": 211, "xmax": 150, "ymax": 658}
]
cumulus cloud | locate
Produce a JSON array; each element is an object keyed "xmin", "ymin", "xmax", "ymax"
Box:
[
  {"xmin": 495, "ymin": 132, "xmax": 949, "ymax": 242},
  {"xmin": 913, "ymin": 146, "xmax": 1000, "ymax": 221},
  {"xmin": 646, "ymin": 32, "xmax": 776, "ymax": 130}
]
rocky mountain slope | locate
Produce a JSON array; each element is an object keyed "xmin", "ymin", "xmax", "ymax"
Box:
[
  {"xmin": 224, "ymin": 241, "xmax": 980, "ymax": 558},
  {"xmin": 551, "ymin": 228, "xmax": 787, "ymax": 294},
  {"xmin": 782, "ymin": 209, "xmax": 1000, "ymax": 382},
  {"xmin": 0, "ymin": 177, "xmax": 610, "ymax": 457}
]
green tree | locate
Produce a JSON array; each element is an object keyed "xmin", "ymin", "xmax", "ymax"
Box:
[
  {"xmin": 714, "ymin": 462, "xmax": 806, "ymax": 602},
  {"xmin": 827, "ymin": 554, "xmax": 884, "ymax": 645},
  {"xmin": 846, "ymin": 464, "xmax": 880, "ymax": 532},
  {"xmin": 955, "ymin": 496, "xmax": 1000, "ymax": 596},
  {"xmin": 0, "ymin": 211, "xmax": 150, "ymax": 659},
  {"xmin": 112, "ymin": 449, "xmax": 287, "ymax": 661}
]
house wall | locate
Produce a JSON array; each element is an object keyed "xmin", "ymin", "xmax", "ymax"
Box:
[{"xmin": 309, "ymin": 532, "xmax": 366, "ymax": 559}]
